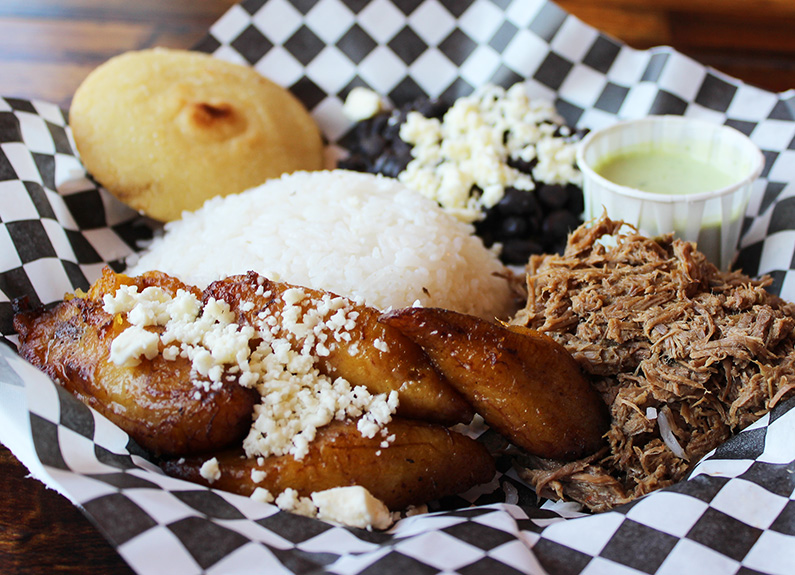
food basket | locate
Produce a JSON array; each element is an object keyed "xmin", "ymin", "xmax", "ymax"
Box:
[{"xmin": 1, "ymin": 1, "xmax": 794, "ymax": 573}]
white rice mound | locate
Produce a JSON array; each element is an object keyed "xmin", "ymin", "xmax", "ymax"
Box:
[{"xmin": 127, "ymin": 170, "xmax": 516, "ymax": 319}]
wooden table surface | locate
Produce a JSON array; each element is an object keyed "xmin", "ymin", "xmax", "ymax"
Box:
[{"xmin": 0, "ymin": 1, "xmax": 793, "ymax": 574}]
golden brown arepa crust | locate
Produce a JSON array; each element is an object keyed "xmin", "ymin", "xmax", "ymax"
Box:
[{"xmin": 70, "ymin": 48, "xmax": 325, "ymax": 221}]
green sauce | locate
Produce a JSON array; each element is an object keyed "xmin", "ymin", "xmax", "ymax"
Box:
[{"xmin": 595, "ymin": 149, "xmax": 736, "ymax": 195}]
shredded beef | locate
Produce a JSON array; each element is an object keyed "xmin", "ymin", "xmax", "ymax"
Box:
[{"xmin": 512, "ymin": 216, "xmax": 795, "ymax": 512}]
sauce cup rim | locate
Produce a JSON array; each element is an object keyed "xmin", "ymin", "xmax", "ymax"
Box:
[{"xmin": 575, "ymin": 115, "xmax": 765, "ymax": 204}]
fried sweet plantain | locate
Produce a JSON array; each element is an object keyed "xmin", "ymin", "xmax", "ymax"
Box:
[
  {"xmin": 161, "ymin": 417, "xmax": 496, "ymax": 510},
  {"xmin": 14, "ymin": 268, "xmax": 259, "ymax": 456},
  {"xmin": 204, "ymin": 272, "xmax": 474, "ymax": 426},
  {"xmin": 380, "ymin": 308, "xmax": 609, "ymax": 461}
]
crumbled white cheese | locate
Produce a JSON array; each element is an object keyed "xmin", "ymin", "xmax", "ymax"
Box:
[
  {"xmin": 312, "ymin": 486, "xmax": 393, "ymax": 530},
  {"xmin": 398, "ymin": 83, "xmax": 582, "ymax": 223},
  {"xmin": 199, "ymin": 457, "xmax": 221, "ymax": 484},
  {"xmin": 103, "ymin": 279, "xmax": 400, "ymax": 462},
  {"xmin": 355, "ymin": 392, "xmax": 399, "ymax": 440},
  {"xmin": 104, "ymin": 286, "xmax": 253, "ymax": 390},
  {"xmin": 250, "ymin": 487, "xmax": 274, "ymax": 504},
  {"xmin": 162, "ymin": 345, "xmax": 180, "ymax": 361},
  {"xmin": 271, "ymin": 486, "xmax": 393, "ymax": 531},
  {"xmin": 343, "ymin": 87, "xmax": 383, "ymax": 122},
  {"xmin": 380, "ymin": 433, "xmax": 396, "ymax": 449},
  {"xmin": 108, "ymin": 325, "xmax": 160, "ymax": 367},
  {"xmin": 275, "ymin": 488, "xmax": 318, "ymax": 518}
]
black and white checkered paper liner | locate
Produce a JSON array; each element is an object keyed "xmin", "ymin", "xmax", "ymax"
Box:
[{"xmin": 1, "ymin": 0, "xmax": 794, "ymax": 573}]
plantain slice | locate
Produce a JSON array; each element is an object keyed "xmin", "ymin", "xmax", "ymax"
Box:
[
  {"xmin": 14, "ymin": 268, "xmax": 259, "ymax": 456},
  {"xmin": 160, "ymin": 417, "xmax": 496, "ymax": 511},
  {"xmin": 204, "ymin": 272, "xmax": 474, "ymax": 426},
  {"xmin": 380, "ymin": 307, "xmax": 610, "ymax": 461}
]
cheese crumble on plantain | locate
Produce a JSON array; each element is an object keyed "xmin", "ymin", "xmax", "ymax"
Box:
[
  {"xmin": 274, "ymin": 486, "xmax": 393, "ymax": 531},
  {"xmin": 102, "ymin": 281, "xmax": 398, "ymax": 461}
]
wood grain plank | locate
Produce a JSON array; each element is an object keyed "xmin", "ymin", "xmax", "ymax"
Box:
[
  {"xmin": 0, "ymin": 62, "xmax": 97, "ymax": 107},
  {"xmin": 558, "ymin": 4, "xmax": 674, "ymax": 47},
  {"xmin": 0, "ymin": 18, "xmax": 154, "ymax": 62},
  {"xmin": 669, "ymin": 11, "xmax": 795, "ymax": 52},
  {"xmin": 561, "ymin": 2, "xmax": 795, "ymax": 53},
  {"xmin": 0, "ymin": 0, "xmax": 239, "ymax": 23},
  {"xmin": 560, "ymin": 0, "xmax": 795, "ymax": 17},
  {"xmin": 0, "ymin": 444, "xmax": 135, "ymax": 575},
  {"xmin": 0, "ymin": 5, "xmax": 233, "ymax": 107},
  {"xmin": 560, "ymin": 0, "xmax": 795, "ymax": 92}
]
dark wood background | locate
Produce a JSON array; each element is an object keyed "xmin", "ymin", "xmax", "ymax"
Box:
[
  {"xmin": 0, "ymin": 0, "xmax": 792, "ymax": 573},
  {"xmin": 0, "ymin": 0, "xmax": 793, "ymax": 109},
  {"xmin": 0, "ymin": 0, "xmax": 238, "ymax": 108},
  {"xmin": 559, "ymin": 0, "xmax": 795, "ymax": 94}
]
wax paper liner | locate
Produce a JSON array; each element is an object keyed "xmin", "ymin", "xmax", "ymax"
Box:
[{"xmin": 1, "ymin": 0, "xmax": 794, "ymax": 573}]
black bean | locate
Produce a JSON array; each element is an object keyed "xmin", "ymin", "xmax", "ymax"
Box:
[
  {"xmin": 474, "ymin": 211, "xmax": 501, "ymax": 235},
  {"xmin": 500, "ymin": 238, "xmax": 545, "ymax": 265},
  {"xmin": 391, "ymin": 137, "xmax": 412, "ymax": 157},
  {"xmin": 475, "ymin": 228, "xmax": 496, "ymax": 248},
  {"xmin": 372, "ymin": 153, "xmax": 408, "ymax": 178},
  {"xmin": 337, "ymin": 154, "xmax": 369, "ymax": 172},
  {"xmin": 500, "ymin": 215, "xmax": 530, "ymax": 238},
  {"xmin": 527, "ymin": 212, "xmax": 544, "ymax": 235},
  {"xmin": 565, "ymin": 183, "xmax": 585, "ymax": 214},
  {"xmin": 536, "ymin": 184, "xmax": 568, "ymax": 210},
  {"xmin": 543, "ymin": 209, "xmax": 581, "ymax": 239},
  {"xmin": 497, "ymin": 188, "xmax": 539, "ymax": 216},
  {"xmin": 359, "ymin": 133, "xmax": 386, "ymax": 158},
  {"xmin": 353, "ymin": 119, "xmax": 373, "ymax": 141},
  {"xmin": 416, "ymin": 99, "xmax": 448, "ymax": 119},
  {"xmin": 507, "ymin": 156, "xmax": 538, "ymax": 174},
  {"xmin": 370, "ymin": 113, "xmax": 389, "ymax": 135},
  {"xmin": 383, "ymin": 114, "xmax": 403, "ymax": 140}
]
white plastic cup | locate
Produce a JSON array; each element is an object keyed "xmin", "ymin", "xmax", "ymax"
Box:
[{"xmin": 576, "ymin": 115, "xmax": 764, "ymax": 270}]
